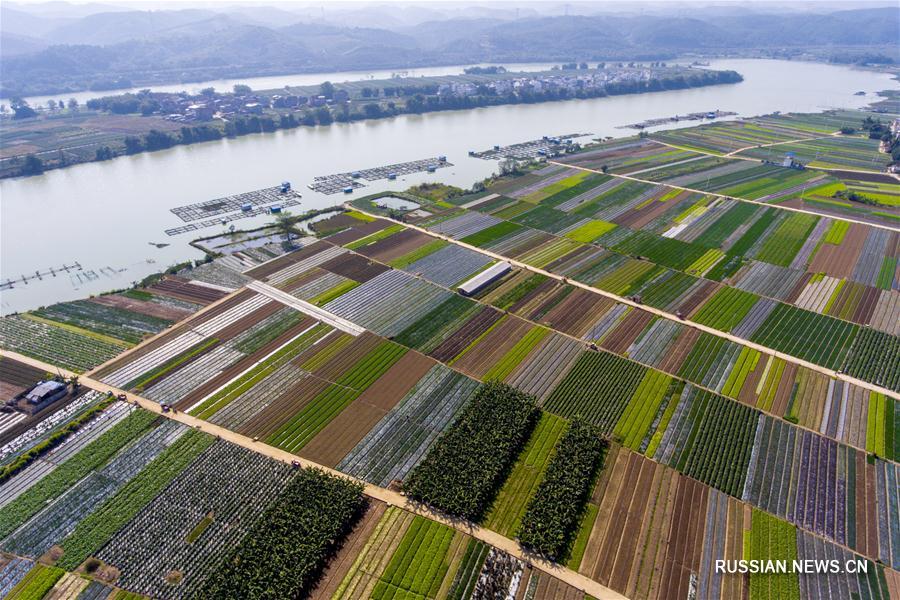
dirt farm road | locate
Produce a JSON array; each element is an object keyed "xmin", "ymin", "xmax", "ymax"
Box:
[{"xmin": 2, "ymin": 348, "xmax": 629, "ymax": 600}]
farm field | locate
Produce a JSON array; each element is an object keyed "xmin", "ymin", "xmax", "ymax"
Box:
[
  {"xmin": 412, "ymin": 162, "xmax": 900, "ymax": 344},
  {"xmin": 2, "ymin": 105, "xmax": 899, "ymax": 600},
  {"xmin": 389, "ymin": 189, "xmax": 900, "ymax": 396},
  {"xmin": 735, "ymin": 135, "xmax": 885, "ymax": 171},
  {"xmin": 0, "ymin": 276, "xmax": 220, "ymax": 372},
  {"xmin": 557, "ymin": 111, "xmax": 900, "ymax": 226},
  {"xmin": 36, "ymin": 208, "xmax": 892, "ymax": 598}
]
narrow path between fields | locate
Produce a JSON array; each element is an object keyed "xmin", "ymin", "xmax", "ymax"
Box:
[
  {"xmin": 2, "ymin": 349, "xmax": 630, "ymax": 600},
  {"xmin": 548, "ymin": 160, "xmax": 900, "ymax": 233},
  {"xmin": 355, "ymin": 206, "xmax": 900, "ymax": 401},
  {"xmin": 656, "ymin": 135, "xmax": 900, "ymax": 179}
]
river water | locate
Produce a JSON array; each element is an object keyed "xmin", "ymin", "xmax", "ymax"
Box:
[{"xmin": 1, "ymin": 59, "xmax": 896, "ymax": 314}]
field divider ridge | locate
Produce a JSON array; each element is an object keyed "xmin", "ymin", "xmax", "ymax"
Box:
[{"xmin": 246, "ymin": 280, "xmax": 365, "ymax": 336}]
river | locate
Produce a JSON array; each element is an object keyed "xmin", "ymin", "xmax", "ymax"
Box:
[{"xmin": 1, "ymin": 59, "xmax": 896, "ymax": 314}]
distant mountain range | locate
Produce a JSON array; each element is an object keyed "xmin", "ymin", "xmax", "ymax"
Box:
[{"xmin": 2, "ymin": 4, "xmax": 897, "ymax": 98}]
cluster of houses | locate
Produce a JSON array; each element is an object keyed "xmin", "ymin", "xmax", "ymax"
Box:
[
  {"xmin": 436, "ymin": 68, "xmax": 659, "ymax": 98},
  {"xmin": 162, "ymin": 89, "xmax": 353, "ymax": 123}
]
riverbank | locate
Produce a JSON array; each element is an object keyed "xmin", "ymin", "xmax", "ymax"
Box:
[{"xmin": 1, "ymin": 67, "xmax": 741, "ymax": 179}]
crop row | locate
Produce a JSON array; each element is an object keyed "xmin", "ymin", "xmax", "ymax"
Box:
[
  {"xmin": 100, "ymin": 292, "xmax": 272, "ymax": 387},
  {"xmin": 749, "ymin": 509, "xmax": 800, "ymax": 600},
  {"xmin": 198, "ymin": 467, "xmax": 365, "ymax": 599},
  {"xmin": 0, "ymin": 408, "xmax": 156, "ymax": 540},
  {"xmin": 0, "ymin": 315, "xmax": 126, "ymax": 372},
  {"xmin": 96, "ymin": 441, "xmax": 294, "ymax": 599},
  {"xmin": 338, "ymin": 366, "xmax": 478, "ymax": 486},
  {"xmin": 543, "ymin": 351, "xmax": 647, "ymax": 435},
  {"xmin": 56, "ymin": 429, "xmax": 214, "ymax": 570},
  {"xmin": 324, "ymin": 269, "xmax": 452, "ymax": 337},
  {"xmin": 483, "ymin": 412, "xmax": 567, "ymax": 537},
  {"xmin": 33, "ymin": 299, "xmax": 173, "ymax": 345},
  {"xmin": 3, "ymin": 419, "xmax": 186, "ymax": 558}
]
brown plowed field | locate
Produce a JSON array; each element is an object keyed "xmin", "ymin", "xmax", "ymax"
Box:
[
  {"xmin": 543, "ymin": 289, "xmax": 614, "ymax": 338},
  {"xmin": 236, "ymin": 374, "xmax": 331, "ymax": 440},
  {"xmin": 543, "ymin": 244, "xmax": 600, "ymax": 274},
  {"xmin": 243, "ymin": 241, "xmax": 333, "ymax": 280},
  {"xmin": 655, "ymin": 327, "xmax": 701, "ymax": 375},
  {"xmin": 88, "ymin": 294, "xmax": 193, "ymax": 321},
  {"xmin": 299, "ymin": 351, "xmax": 434, "ymax": 466},
  {"xmin": 325, "ymin": 219, "xmax": 393, "ymax": 246},
  {"xmin": 507, "ymin": 231, "xmax": 556, "ymax": 258},
  {"xmin": 148, "ymin": 276, "xmax": 228, "ymax": 304},
  {"xmin": 429, "ymin": 306, "xmax": 503, "ymax": 363},
  {"xmin": 355, "ymin": 229, "xmax": 431, "ymax": 263},
  {"xmin": 533, "ymin": 570, "xmax": 583, "ymax": 600},
  {"xmin": 600, "ymin": 309, "xmax": 654, "ymax": 354},
  {"xmin": 615, "ymin": 189, "xmax": 685, "ymax": 230},
  {"xmin": 320, "ymin": 252, "xmax": 391, "ymax": 283},
  {"xmin": 658, "ymin": 476, "xmax": 708, "ymax": 600},
  {"xmin": 680, "ymin": 280, "xmax": 719, "ymax": 318},
  {"xmin": 509, "ymin": 278, "xmax": 562, "ymax": 315},
  {"xmin": 308, "ymin": 500, "xmax": 388, "ymax": 600},
  {"xmin": 784, "ymin": 272, "xmax": 812, "ymax": 305},
  {"xmin": 311, "ymin": 332, "xmax": 382, "ymax": 384},
  {"xmin": 808, "ymin": 223, "xmax": 867, "ymax": 279},
  {"xmin": 312, "ymin": 213, "xmax": 369, "ymax": 236},
  {"xmin": 451, "ymin": 316, "xmax": 533, "ymax": 379},
  {"xmin": 526, "ymin": 286, "xmax": 576, "ymax": 322}
]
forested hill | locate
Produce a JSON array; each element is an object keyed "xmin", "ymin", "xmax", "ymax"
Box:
[{"xmin": 2, "ymin": 6, "xmax": 897, "ymax": 97}]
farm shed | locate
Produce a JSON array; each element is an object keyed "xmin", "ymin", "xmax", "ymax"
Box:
[{"xmin": 458, "ymin": 262, "xmax": 512, "ymax": 296}]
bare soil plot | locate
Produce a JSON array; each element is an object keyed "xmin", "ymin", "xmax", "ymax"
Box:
[
  {"xmin": 428, "ymin": 306, "xmax": 504, "ymax": 363},
  {"xmin": 88, "ymin": 294, "xmax": 193, "ymax": 322},
  {"xmin": 542, "ymin": 289, "xmax": 615, "ymax": 338},
  {"xmin": 299, "ymin": 351, "xmax": 435, "ymax": 466},
  {"xmin": 237, "ymin": 375, "xmax": 331, "ymax": 440},
  {"xmin": 148, "ymin": 276, "xmax": 228, "ymax": 304},
  {"xmin": 600, "ymin": 309, "xmax": 655, "ymax": 355},
  {"xmin": 324, "ymin": 219, "xmax": 394, "ymax": 246},
  {"xmin": 450, "ymin": 316, "xmax": 533, "ymax": 379},
  {"xmin": 808, "ymin": 223, "xmax": 867, "ymax": 279},
  {"xmin": 356, "ymin": 230, "xmax": 435, "ymax": 264},
  {"xmin": 308, "ymin": 500, "xmax": 388, "ymax": 600},
  {"xmin": 320, "ymin": 253, "xmax": 390, "ymax": 283},
  {"xmin": 243, "ymin": 241, "xmax": 334, "ymax": 280}
]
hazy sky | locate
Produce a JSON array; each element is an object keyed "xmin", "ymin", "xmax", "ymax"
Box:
[{"xmin": 8, "ymin": 0, "xmax": 893, "ymax": 5}]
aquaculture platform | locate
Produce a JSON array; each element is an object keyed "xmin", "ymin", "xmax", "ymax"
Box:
[
  {"xmin": 310, "ymin": 157, "xmax": 453, "ymax": 195},
  {"xmin": 171, "ymin": 187, "xmax": 300, "ymax": 222},
  {"xmin": 165, "ymin": 198, "xmax": 301, "ymax": 236},
  {"xmin": 470, "ymin": 134, "xmax": 588, "ymax": 161},
  {"xmin": 618, "ymin": 110, "xmax": 737, "ymax": 130}
]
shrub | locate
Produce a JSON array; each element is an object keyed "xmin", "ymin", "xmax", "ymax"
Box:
[
  {"xmin": 518, "ymin": 418, "xmax": 607, "ymax": 560},
  {"xmin": 403, "ymin": 381, "xmax": 538, "ymax": 521}
]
